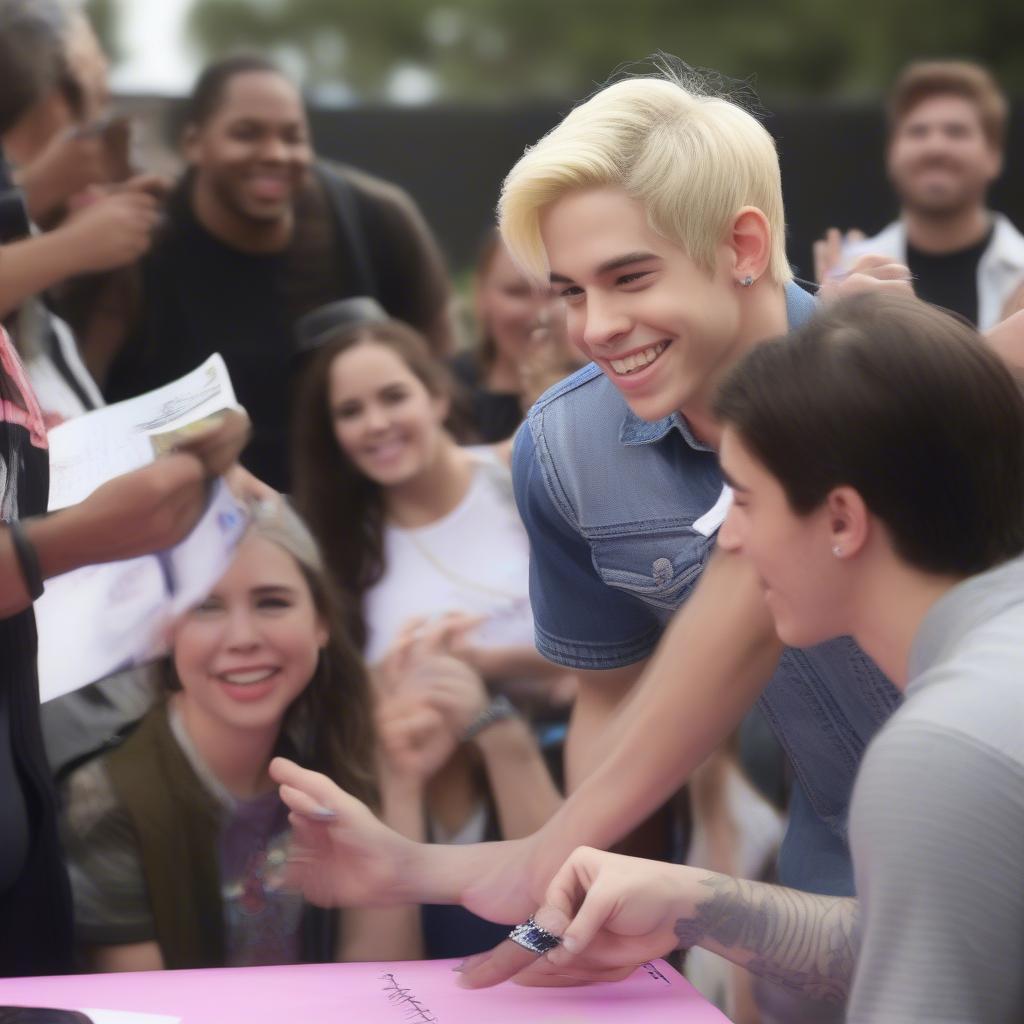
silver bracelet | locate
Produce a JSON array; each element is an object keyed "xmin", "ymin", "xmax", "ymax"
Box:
[{"xmin": 462, "ymin": 694, "xmax": 518, "ymax": 742}]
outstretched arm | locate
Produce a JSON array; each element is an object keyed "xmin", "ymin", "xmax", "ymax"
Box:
[
  {"xmin": 271, "ymin": 547, "xmax": 784, "ymax": 927},
  {"xmin": 487, "ymin": 546, "xmax": 784, "ymax": 889}
]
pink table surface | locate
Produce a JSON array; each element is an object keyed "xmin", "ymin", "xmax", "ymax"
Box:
[{"xmin": 0, "ymin": 958, "xmax": 731, "ymax": 1023}]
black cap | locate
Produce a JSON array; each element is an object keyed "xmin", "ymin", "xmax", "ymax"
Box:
[{"xmin": 293, "ymin": 296, "xmax": 388, "ymax": 358}]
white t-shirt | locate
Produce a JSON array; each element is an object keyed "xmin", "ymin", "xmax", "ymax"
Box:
[{"xmin": 363, "ymin": 452, "xmax": 534, "ymax": 665}]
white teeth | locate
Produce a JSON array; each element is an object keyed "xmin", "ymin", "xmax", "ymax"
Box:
[
  {"xmin": 610, "ymin": 341, "xmax": 668, "ymax": 375},
  {"xmin": 221, "ymin": 669, "xmax": 276, "ymax": 686}
]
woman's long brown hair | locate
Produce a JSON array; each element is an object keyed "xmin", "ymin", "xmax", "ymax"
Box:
[{"xmin": 291, "ymin": 320, "xmax": 460, "ymax": 652}]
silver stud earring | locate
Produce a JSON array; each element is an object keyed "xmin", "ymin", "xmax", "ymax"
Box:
[
  {"xmin": 832, "ymin": 545, "xmax": 843, "ymax": 558},
  {"xmin": 738, "ymin": 275, "xmax": 755, "ymax": 287}
]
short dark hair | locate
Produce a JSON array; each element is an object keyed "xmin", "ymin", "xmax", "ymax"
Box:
[
  {"xmin": 887, "ymin": 60, "xmax": 1009, "ymax": 149},
  {"xmin": 0, "ymin": 0, "xmax": 72, "ymax": 134},
  {"xmin": 714, "ymin": 293, "xmax": 1024, "ymax": 577},
  {"xmin": 183, "ymin": 53, "xmax": 290, "ymax": 128}
]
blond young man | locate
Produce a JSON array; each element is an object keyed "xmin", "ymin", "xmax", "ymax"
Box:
[{"xmin": 271, "ymin": 69, "xmax": 911, "ymax": 1015}]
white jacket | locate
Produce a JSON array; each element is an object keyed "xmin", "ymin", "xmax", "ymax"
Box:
[{"xmin": 844, "ymin": 212, "xmax": 1024, "ymax": 330}]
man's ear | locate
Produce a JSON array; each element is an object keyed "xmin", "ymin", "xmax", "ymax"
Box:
[
  {"xmin": 827, "ymin": 485, "xmax": 870, "ymax": 559},
  {"xmin": 729, "ymin": 206, "xmax": 772, "ymax": 283}
]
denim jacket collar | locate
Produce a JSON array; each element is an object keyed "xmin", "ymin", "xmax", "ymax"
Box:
[
  {"xmin": 619, "ymin": 410, "xmax": 714, "ymax": 452},
  {"xmin": 618, "ymin": 281, "xmax": 816, "ymax": 456}
]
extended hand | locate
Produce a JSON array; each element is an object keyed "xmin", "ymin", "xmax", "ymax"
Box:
[{"xmin": 270, "ymin": 757, "xmax": 417, "ymax": 908}]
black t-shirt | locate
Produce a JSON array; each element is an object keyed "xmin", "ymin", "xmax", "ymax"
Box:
[
  {"xmin": 105, "ymin": 163, "xmax": 452, "ymax": 492},
  {"xmin": 0, "ymin": 329, "xmax": 73, "ymax": 975},
  {"xmin": 449, "ymin": 351, "xmax": 523, "ymax": 444},
  {"xmin": 907, "ymin": 227, "xmax": 992, "ymax": 326}
]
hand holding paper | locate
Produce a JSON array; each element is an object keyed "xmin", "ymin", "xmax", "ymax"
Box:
[{"xmin": 34, "ymin": 356, "xmax": 252, "ymax": 701}]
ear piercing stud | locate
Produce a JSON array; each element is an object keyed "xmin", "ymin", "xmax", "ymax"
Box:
[
  {"xmin": 832, "ymin": 545, "xmax": 843, "ymax": 558},
  {"xmin": 738, "ymin": 275, "xmax": 755, "ymax": 287}
]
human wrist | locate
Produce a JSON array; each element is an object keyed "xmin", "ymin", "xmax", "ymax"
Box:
[
  {"xmin": 472, "ymin": 712, "xmax": 532, "ymax": 757},
  {"xmin": 667, "ymin": 864, "xmax": 718, "ymax": 947},
  {"xmin": 462, "ymin": 694, "xmax": 518, "ymax": 742},
  {"xmin": 391, "ymin": 835, "xmax": 472, "ymax": 905},
  {"xmin": 48, "ymin": 218, "xmax": 98, "ymax": 278},
  {"xmin": 25, "ymin": 508, "xmax": 89, "ymax": 580}
]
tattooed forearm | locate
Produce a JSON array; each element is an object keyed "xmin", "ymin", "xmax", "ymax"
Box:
[{"xmin": 674, "ymin": 873, "xmax": 860, "ymax": 1004}]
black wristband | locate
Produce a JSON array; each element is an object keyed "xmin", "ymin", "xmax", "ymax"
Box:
[{"xmin": 10, "ymin": 519, "xmax": 44, "ymax": 601}]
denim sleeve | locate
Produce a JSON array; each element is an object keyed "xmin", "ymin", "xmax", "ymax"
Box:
[{"xmin": 512, "ymin": 423, "xmax": 661, "ymax": 670}]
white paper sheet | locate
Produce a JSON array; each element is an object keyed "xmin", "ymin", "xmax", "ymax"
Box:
[
  {"xmin": 46, "ymin": 355, "xmax": 236, "ymax": 511},
  {"xmin": 35, "ymin": 356, "xmax": 250, "ymax": 703}
]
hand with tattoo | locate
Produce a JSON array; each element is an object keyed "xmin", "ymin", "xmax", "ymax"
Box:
[
  {"xmin": 459, "ymin": 845, "xmax": 860, "ymax": 1000},
  {"xmin": 458, "ymin": 846, "xmax": 691, "ymax": 988}
]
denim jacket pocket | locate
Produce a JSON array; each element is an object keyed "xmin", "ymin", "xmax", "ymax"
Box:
[{"xmin": 590, "ymin": 523, "xmax": 713, "ymax": 615}]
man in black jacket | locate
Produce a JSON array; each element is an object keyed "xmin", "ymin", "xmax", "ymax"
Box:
[{"xmin": 103, "ymin": 55, "xmax": 454, "ymax": 492}]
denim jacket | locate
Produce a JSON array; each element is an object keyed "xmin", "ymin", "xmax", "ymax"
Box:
[{"xmin": 512, "ymin": 282, "xmax": 903, "ymax": 896}]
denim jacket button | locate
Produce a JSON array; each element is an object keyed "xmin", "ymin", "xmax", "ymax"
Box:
[{"xmin": 652, "ymin": 557, "xmax": 673, "ymax": 585}]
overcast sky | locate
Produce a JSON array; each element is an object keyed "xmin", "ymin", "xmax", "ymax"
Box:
[{"xmin": 109, "ymin": 0, "xmax": 200, "ymax": 95}]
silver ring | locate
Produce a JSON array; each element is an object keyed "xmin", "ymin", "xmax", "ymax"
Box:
[{"xmin": 508, "ymin": 916, "xmax": 561, "ymax": 956}]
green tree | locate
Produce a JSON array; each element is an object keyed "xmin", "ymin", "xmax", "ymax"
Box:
[{"xmin": 185, "ymin": 0, "xmax": 1024, "ymax": 102}]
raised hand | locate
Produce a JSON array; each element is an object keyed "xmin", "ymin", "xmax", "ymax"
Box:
[
  {"xmin": 376, "ymin": 691, "xmax": 459, "ymax": 785},
  {"xmin": 58, "ymin": 190, "xmax": 161, "ymax": 274}
]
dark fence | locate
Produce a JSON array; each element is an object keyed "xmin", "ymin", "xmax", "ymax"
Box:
[
  {"xmin": 306, "ymin": 102, "xmax": 1024, "ymax": 280},
  {"xmin": 143, "ymin": 95, "xmax": 1023, "ymax": 278}
]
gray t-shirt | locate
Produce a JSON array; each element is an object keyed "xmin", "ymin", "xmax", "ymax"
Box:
[{"xmin": 848, "ymin": 556, "xmax": 1024, "ymax": 1023}]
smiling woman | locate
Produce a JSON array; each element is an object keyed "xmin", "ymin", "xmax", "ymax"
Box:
[{"xmin": 59, "ymin": 500, "xmax": 423, "ymax": 971}]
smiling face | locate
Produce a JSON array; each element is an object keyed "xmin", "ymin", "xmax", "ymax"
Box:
[
  {"xmin": 717, "ymin": 426, "xmax": 852, "ymax": 648},
  {"xmin": 887, "ymin": 94, "xmax": 1001, "ymax": 218},
  {"xmin": 541, "ymin": 187, "xmax": 747, "ymax": 423},
  {"xmin": 328, "ymin": 341, "xmax": 449, "ymax": 488},
  {"xmin": 185, "ymin": 70, "xmax": 312, "ymax": 224},
  {"xmin": 476, "ymin": 241, "xmax": 550, "ymax": 368},
  {"xmin": 172, "ymin": 533, "xmax": 327, "ymax": 736}
]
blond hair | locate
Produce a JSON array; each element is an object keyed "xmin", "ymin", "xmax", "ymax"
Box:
[{"xmin": 498, "ymin": 75, "xmax": 791, "ymax": 285}]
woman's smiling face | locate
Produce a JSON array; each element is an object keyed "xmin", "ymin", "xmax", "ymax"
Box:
[
  {"xmin": 172, "ymin": 533, "xmax": 327, "ymax": 734},
  {"xmin": 327, "ymin": 341, "xmax": 448, "ymax": 488}
]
